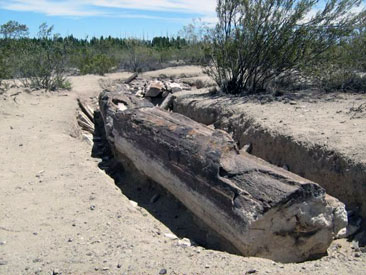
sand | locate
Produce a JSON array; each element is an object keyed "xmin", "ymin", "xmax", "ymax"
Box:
[{"xmin": 0, "ymin": 67, "xmax": 365, "ymax": 274}]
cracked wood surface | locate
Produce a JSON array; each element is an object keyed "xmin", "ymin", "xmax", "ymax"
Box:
[{"xmin": 99, "ymin": 89, "xmax": 347, "ymax": 263}]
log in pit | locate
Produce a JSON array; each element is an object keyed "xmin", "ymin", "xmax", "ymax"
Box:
[{"xmin": 99, "ymin": 89, "xmax": 347, "ymax": 263}]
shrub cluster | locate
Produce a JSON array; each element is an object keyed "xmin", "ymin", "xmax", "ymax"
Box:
[
  {"xmin": 206, "ymin": 0, "xmax": 366, "ymax": 94},
  {"xmin": 2, "ymin": 3, "xmax": 365, "ymax": 96},
  {"xmin": 0, "ymin": 21, "xmax": 208, "ymax": 91}
]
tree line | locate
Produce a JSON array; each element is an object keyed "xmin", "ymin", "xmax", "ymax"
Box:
[
  {"xmin": 0, "ymin": 21, "xmax": 208, "ymax": 91},
  {"xmin": 1, "ymin": 0, "xmax": 366, "ymax": 94}
]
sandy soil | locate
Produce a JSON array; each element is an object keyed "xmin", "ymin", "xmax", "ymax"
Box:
[
  {"xmin": 242, "ymin": 93, "xmax": 366, "ymax": 165},
  {"xmin": 0, "ymin": 68, "xmax": 365, "ymax": 274}
]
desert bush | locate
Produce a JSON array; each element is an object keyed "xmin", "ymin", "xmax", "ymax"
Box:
[
  {"xmin": 0, "ymin": 46, "xmax": 10, "ymax": 83},
  {"xmin": 321, "ymin": 71, "xmax": 366, "ymax": 92},
  {"xmin": 304, "ymin": 26, "xmax": 366, "ymax": 93},
  {"xmin": 17, "ymin": 42, "xmax": 71, "ymax": 91},
  {"xmin": 15, "ymin": 23, "xmax": 71, "ymax": 91},
  {"xmin": 0, "ymin": 20, "xmax": 215, "ymax": 83},
  {"xmin": 206, "ymin": 0, "xmax": 365, "ymax": 95},
  {"xmin": 122, "ymin": 41, "xmax": 161, "ymax": 72},
  {"xmin": 76, "ymin": 48, "xmax": 116, "ymax": 75}
]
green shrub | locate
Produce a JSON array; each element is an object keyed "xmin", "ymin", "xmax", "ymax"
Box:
[
  {"xmin": 15, "ymin": 39, "xmax": 71, "ymax": 91},
  {"xmin": 7, "ymin": 23, "xmax": 72, "ymax": 91},
  {"xmin": 304, "ymin": 27, "xmax": 366, "ymax": 93},
  {"xmin": 76, "ymin": 49, "xmax": 116, "ymax": 75},
  {"xmin": 206, "ymin": 0, "xmax": 365, "ymax": 94}
]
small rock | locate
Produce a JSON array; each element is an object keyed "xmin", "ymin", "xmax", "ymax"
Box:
[
  {"xmin": 178, "ymin": 238, "xmax": 191, "ymax": 247},
  {"xmin": 102, "ymin": 267, "xmax": 109, "ymax": 271},
  {"xmin": 146, "ymin": 81, "xmax": 164, "ymax": 97},
  {"xmin": 117, "ymin": 103, "xmax": 127, "ymax": 111},
  {"xmin": 68, "ymin": 238, "xmax": 73, "ymax": 243},
  {"xmin": 129, "ymin": 201, "xmax": 138, "ymax": 208},
  {"xmin": 0, "ymin": 260, "xmax": 8, "ymax": 265},
  {"xmin": 246, "ymin": 270, "xmax": 257, "ymax": 274},
  {"xmin": 36, "ymin": 170, "xmax": 45, "ymax": 178},
  {"xmin": 355, "ymin": 252, "xmax": 361, "ymax": 258},
  {"xmin": 336, "ymin": 228, "xmax": 347, "ymax": 239},
  {"xmin": 168, "ymin": 83, "xmax": 182, "ymax": 93},
  {"xmin": 351, "ymin": 240, "xmax": 360, "ymax": 251},
  {"xmin": 159, "ymin": 268, "xmax": 167, "ymax": 274},
  {"xmin": 164, "ymin": 233, "xmax": 178, "ymax": 240},
  {"xmin": 117, "ymin": 264, "xmax": 121, "ymax": 268},
  {"xmin": 242, "ymin": 143, "xmax": 252, "ymax": 154},
  {"xmin": 289, "ymin": 101, "xmax": 297, "ymax": 105},
  {"xmin": 90, "ymin": 205, "xmax": 96, "ymax": 210},
  {"xmin": 136, "ymin": 90, "xmax": 145, "ymax": 98},
  {"xmin": 0, "ymin": 241, "xmax": 6, "ymax": 245},
  {"xmin": 53, "ymin": 268, "xmax": 61, "ymax": 274}
]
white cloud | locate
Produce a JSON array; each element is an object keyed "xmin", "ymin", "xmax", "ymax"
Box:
[
  {"xmin": 0, "ymin": 0, "xmax": 103, "ymax": 16},
  {"xmin": 89, "ymin": 0, "xmax": 216, "ymax": 15},
  {"xmin": 201, "ymin": 16, "xmax": 218, "ymax": 25},
  {"xmin": 0, "ymin": 0, "xmax": 217, "ymax": 18}
]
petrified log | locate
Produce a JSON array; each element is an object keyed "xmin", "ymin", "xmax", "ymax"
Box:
[
  {"xmin": 124, "ymin": 72, "xmax": 138, "ymax": 84},
  {"xmin": 77, "ymin": 98, "xmax": 94, "ymax": 123},
  {"xmin": 99, "ymin": 90, "xmax": 347, "ymax": 263}
]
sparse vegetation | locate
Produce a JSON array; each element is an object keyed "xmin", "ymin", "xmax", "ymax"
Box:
[
  {"xmin": 1, "ymin": 3, "xmax": 366, "ymax": 94},
  {"xmin": 306, "ymin": 22, "xmax": 366, "ymax": 93},
  {"xmin": 0, "ymin": 20, "xmax": 207, "ymax": 91},
  {"xmin": 205, "ymin": 0, "xmax": 366, "ymax": 94}
]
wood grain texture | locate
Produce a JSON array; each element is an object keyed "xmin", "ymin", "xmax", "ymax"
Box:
[{"xmin": 99, "ymin": 89, "xmax": 347, "ymax": 263}]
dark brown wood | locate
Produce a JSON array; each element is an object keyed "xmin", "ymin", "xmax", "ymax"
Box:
[
  {"xmin": 160, "ymin": 93, "xmax": 174, "ymax": 110},
  {"xmin": 99, "ymin": 90, "xmax": 347, "ymax": 263},
  {"xmin": 124, "ymin": 72, "xmax": 138, "ymax": 84}
]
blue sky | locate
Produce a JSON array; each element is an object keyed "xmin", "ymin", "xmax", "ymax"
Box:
[{"xmin": 0, "ymin": 0, "xmax": 217, "ymax": 38}]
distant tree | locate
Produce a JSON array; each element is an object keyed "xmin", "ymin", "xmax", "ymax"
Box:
[
  {"xmin": 0, "ymin": 20, "xmax": 29, "ymax": 39},
  {"xmin": 179, "ymin": 18, "xmax": 209, "ymax": 43},
  {"xmin": 37, "ymin": 22, "xmax": 54, "ymax": 39}
]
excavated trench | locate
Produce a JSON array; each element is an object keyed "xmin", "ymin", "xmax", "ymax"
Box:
[
  {"xmin": 79, "ymin": 85, "xmax": 365, "ymax": 263},
  {"xmin": 91, "ymin": 109, "xmax": 241, "ymax": 255},
  {"xmin": 168, "ymin": 91, "xmax": 366, "ymax": 233}
]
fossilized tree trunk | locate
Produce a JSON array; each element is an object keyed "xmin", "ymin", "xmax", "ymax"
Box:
[{"xmin": 99, "ymin": 89, "xmax": 347, "ymax": 263}]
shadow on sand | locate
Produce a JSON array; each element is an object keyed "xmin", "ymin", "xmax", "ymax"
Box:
[{"xmin": 90, "ymin": 109, "xmax": 240, "ymax": 255}]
